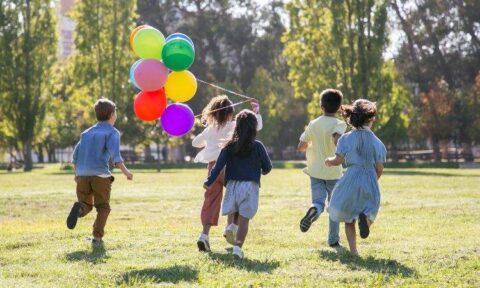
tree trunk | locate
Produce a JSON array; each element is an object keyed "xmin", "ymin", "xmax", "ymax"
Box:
[
  {"xmin": 37, "ymin": 144, "xmax": 44, "ymax": 163},
  {"xmin": 432, "ymin": 138, "xmax": 442, "ymax": 162},
  {"xmin": 23, "ymin": 139, "xmax": 33, "ymax": 171},
  {"xmin": 462, "ymin": 142, "xmax": 474, "ymax": 162},
  {"xmin": 144, "ymin": 144, "xmax": 153, "ymax": 162},
  {"xmin": 46, "ymin": 143, "xmax": 56, "ymax": 163},
  {"xmin": 390, "ymin": 144, "xmax": 398, "ymax": 162},
  {"xmin": 156, "ymin": 138, "xmax": 161, "ymax": 172}
]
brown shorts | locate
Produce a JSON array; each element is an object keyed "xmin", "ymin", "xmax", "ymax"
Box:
[{"xmin": 76, "ymin": 176, "xmax": 114, "ymax": 238}]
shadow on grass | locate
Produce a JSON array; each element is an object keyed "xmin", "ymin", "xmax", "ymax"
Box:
[
  {"xmin": 65, "ymin": 245, "xmax": 109, "ymax": 264},
  {"xmin": 118, "ymin": 265, "xmax": 198, "ymax": 285},
  {"xmin": 319, "ymin": 247, "xmax": 416, "ymax": 277},
  {"xmin": 208, "ymin": 251, "xmax": 280, "ymax": 273},
  {"xmin": 383, "ymin": 170, "xmax": 476, "ymax": 177}
]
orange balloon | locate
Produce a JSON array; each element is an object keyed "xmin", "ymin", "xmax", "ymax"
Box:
[
  {"xmin": 134, "ymin": 88, "xmax": 167, "ymax": 121},
  {"xmin": 130, "ymin": 25, "xmax": 149, "ymax": 51}
]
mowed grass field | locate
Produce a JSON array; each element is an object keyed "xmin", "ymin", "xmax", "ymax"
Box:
[{"xmin": 0, "ymin": 165, "xmax": 479, "ymax": 287}]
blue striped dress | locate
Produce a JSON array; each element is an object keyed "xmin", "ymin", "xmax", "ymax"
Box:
[{"xmin": 328, "ymin": 128, "xmax": 387, "ymax": 223}]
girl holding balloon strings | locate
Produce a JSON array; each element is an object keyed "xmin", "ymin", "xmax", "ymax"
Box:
[{"xmin": 193, "ymin": 95, "xmax": 263, "ymax": 252}]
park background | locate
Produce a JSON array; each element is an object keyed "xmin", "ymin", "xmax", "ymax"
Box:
[
  {"xmin": 1, "ymin": 0, "xmax": 480, "ymax": 171},
  {"xmin": 0, "ymin": 1, "xmax": 479, "ymax": 287}
]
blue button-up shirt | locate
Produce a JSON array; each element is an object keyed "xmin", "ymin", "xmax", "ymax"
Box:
[{"xmin": 73, "ymin": 122, "xmax": 124, "ymax": 176}]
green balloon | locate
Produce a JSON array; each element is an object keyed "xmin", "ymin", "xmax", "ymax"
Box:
[
  {"xmin": 162, "ymin": 39, "xmax": 195, "ymax": 71},
  {"xmin": 133, "ymin": 27, "xmax": 165, "ymax": 60}
]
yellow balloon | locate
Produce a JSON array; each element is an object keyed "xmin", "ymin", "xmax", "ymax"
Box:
[{"xmin": 165, "ymin": 71, "xmax": 197, "ymax": 102}]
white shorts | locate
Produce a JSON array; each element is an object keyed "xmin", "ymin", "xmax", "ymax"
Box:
[{"xmin": 222, "ymin": 181, "xmax": 259, "ymax": 219}]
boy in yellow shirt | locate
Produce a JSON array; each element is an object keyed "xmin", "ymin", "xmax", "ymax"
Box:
[{"xmin": 298, "ymin": 89, "xmax": 347, "ymax": 247}]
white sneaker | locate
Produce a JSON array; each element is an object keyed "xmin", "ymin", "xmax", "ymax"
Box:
[
  {"xmin": 232, "ymin": 245, "xmax": 244, "ymax": 259},
  {"xmin": 197, "ymin": 233, "xmax": 211, "ymax": 252},
  {"xmin": 224, "ymin": 224, "xmax": 238, "ymax": 245}
]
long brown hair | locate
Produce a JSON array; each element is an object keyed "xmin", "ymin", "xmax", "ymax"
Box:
[
  {"xmin": 225, "ymin": 110, "xmax": 258, "ymax": 157},
  {"xmin": 201, "ymin": 95, "xmax": 234, "ymax": 128}
]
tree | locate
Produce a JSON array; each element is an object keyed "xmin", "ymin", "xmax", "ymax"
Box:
[
  {"xmin": 0, "ymin": 0, "xmax": 57, "ymax": 171},
  {"xmin": 70, "ymin": 0, "xmax": 147, "ymax": 147},
  {"xmin": 391, "ymin": 0, "xmax": 480, "ymax": 161},
  {"xmin": 136, "ymin": 1, "xmax": 300, "ymax": 158},
  {"xmin": 375, "ymin": 61, "xmax": 412, "ymax": 161},
  {"xmin": 283, "ymin": 0, "xmax": 389, "ymax": 112}
]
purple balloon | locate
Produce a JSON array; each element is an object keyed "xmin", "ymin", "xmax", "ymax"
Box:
[
  {"xmin": 134, "ymin": 59, "xmax": 168, "ymax": 91},
  {"xmin": 160, "ymin": 103, "xmax": 195, "ymax": 137}
]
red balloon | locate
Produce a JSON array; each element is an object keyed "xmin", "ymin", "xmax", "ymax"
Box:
[{"xmin": 134, "ymin": 89, "xmax": 167, "ymax": 121}]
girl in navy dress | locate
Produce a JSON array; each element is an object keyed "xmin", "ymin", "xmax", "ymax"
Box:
[{"xmin": 325, "ymin": 99, "xmax": 387, "ymax": 255}]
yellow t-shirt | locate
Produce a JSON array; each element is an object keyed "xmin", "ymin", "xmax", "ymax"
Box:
[{"xmin": 300, "ymin": 116, "xmax": 347, "ymax": 180}]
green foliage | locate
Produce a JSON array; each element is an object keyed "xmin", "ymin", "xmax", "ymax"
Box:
[
  {"xmin": 283, "ymin": 0, "xmax": 389, "ymax": 110},
  {"xmin": 375, "ymin": 61, "xmax": 412, "ymax": 149},
  {"xmin": 392, "ymin": 0, "xmax": 480, "ymax": 160},
  {"xmin": 247, "ymin": 67, "xmax": 307, "ymax": 157},
  {"xmin": 0, "ymin": 0, "xmax": 57, "ymax": 170},
  {"xmin": 69, "ymin": 0, "xmax": 147, "ymax": 145}
]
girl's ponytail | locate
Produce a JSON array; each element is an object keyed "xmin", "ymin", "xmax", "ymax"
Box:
[{"xmin": 341, "ymin": 100, "xmax": 376, "ymax": 129}]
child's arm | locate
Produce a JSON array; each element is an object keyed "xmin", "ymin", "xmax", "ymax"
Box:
[
  {"xmin": 106, "ymin": 131, "xmax": 132, "ymax": 180},
  {"xmin": 325, "ymin": 155, "xmax": 344, "ymax": 167},
  {"xmin": 116, "ymin": 162, "xmax": 133, "ymax": 180},
  {"xmin": 333, "ymin": 133, "xmax": 341, "ymax": 146},
  {"xmin": 297, "ymin": 141, "xmax": 308, "ymax": 152},
  {"xmin": 204, "ymin": 150, "xmax": 228, "ymax": 189},
  {"xmin": 375, "ymin": 162, "xmax": 384, "ymax": 179},
  {"xmin": 258, "ymin": 142, "xmax": 272, "ymax": 175},
  {"xmin": 250, "ymin": 100, "xmax": 263, "ymax": 131},
  {"xmin": 297, "ymin": 131, "xmax": 309, "ymax": 152},
  {"xmin": 332, "ymin": 122, "xmax": 347, "ymax": 146}
]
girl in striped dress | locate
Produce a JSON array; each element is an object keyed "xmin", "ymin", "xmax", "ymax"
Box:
[{"xmin": 325, "ymin": 99, "xmax": 387, "ymax": 256}]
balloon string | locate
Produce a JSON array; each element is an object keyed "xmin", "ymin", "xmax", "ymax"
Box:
[
  {"xmin": 197, "ymin": 79, "xmax": 255, "ymax": 100},
  {"xmin": 194, "ymin": 99, "xmax": 253, "ymax": 118}
]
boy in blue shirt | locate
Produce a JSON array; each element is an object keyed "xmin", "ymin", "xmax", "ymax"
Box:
[{"xmin": 67, "ymin": 98, "xmax": 133, "ymax": 245}]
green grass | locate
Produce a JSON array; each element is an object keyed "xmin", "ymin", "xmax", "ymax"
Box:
[{"xmin": 0, "ymin": 165, "xmax": 479, "ymax": 287}]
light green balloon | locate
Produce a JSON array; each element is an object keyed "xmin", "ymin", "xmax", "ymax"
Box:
[{"xmin": 133, "ymin": 27, "xmax": 165, "ymax": 60}]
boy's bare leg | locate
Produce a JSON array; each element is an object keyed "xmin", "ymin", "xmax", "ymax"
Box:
[
  {"xmin": 235, "ymin": 215, "xmax": 250, "ymax": 248},
  {"xmin": 345, "ymin": 222, "xmax": 358, "ymax": 256}
]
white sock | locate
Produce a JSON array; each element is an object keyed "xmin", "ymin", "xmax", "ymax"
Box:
[{"xmin": 199, "ymin": 233, "xmax": 209, "ymax": 240}]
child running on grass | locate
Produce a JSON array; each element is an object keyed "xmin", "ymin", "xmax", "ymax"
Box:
[
  {"xmin": 67, "ymin": 98, "xmax": 133, "ymax": 245},
  {"xmin": 297, "ymin": 89, "xmax": 347, "ymax": 247},
  {"xmin": 204, "ymin": 110, "xmax": 272, "ymax": 258},
  {"xmin": 325, "ymin": 99, "xmax": 386, "ymax": 256},
  {"xmin": 192, "ymin": 95, "xmax": 262, "ymax": 252}
]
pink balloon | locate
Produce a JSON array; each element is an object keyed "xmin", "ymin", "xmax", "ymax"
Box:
[{"xmin": 134, "ymin": 59, "xmax": 168, "ymax": 91}]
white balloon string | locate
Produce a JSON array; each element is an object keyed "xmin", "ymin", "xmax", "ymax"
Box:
[
  {"xmin": 197, "ymin": 79, "xmax": 255, "ymax": 100},
  {"xmin": 194, "ymin": 99, "xmax": 252, "ymax": 118}
]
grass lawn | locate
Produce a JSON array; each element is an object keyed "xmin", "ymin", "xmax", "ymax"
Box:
[{"xmin": 0, "ymin": 165, "xmax": 479, "ymax": 287}]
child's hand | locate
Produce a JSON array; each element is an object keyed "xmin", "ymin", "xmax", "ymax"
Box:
[
  {"xmin": 325, "ymin": 158, "xmax": 334, "ymax": 167},
  {"xmin": 250, "ymin": 99, "xmax": 260, "ymax": 114},
  {"xmin": 125, "ymin": 171, "xmax": 133, "ymax": 180}
]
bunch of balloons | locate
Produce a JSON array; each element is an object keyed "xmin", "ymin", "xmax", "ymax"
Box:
[{"xmin": 129, "ymin": 25, "xmax": 197, "ymax": 137}]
